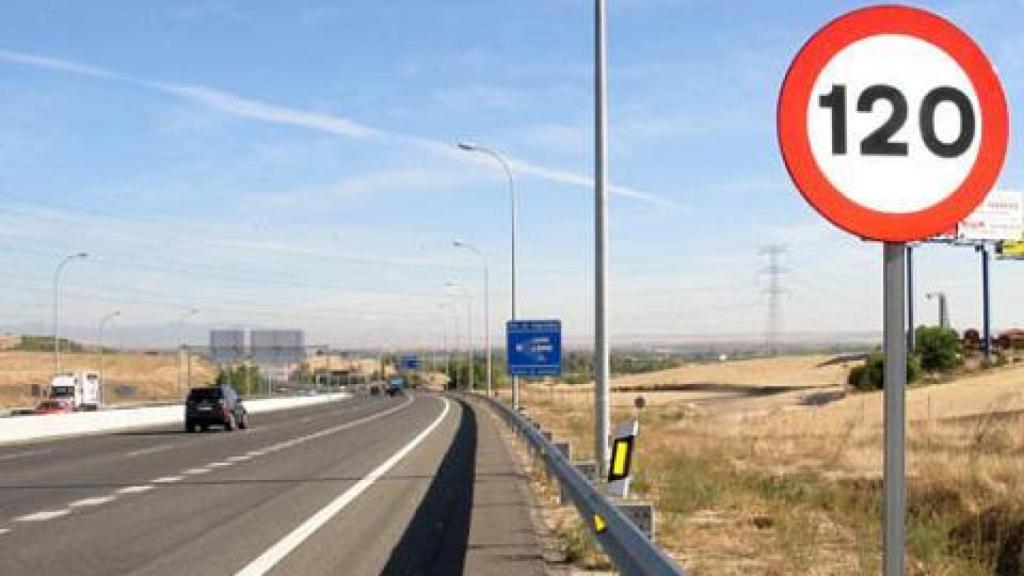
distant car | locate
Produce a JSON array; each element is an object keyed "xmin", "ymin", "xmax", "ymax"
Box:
[
  {"xmin": 33, "ymin": 399, "xmax": 74, "ymax": 415},
  {"xmin": 185, "ymin": 385, "xmax": 248, "ymax": 433},
  {"xmin": 386, "ymin": 378, "xmax": 405, "ymax": 397}
]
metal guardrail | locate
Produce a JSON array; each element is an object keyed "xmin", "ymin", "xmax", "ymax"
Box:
[{"xmin": 475, "ymin": 393, "xmax": 686, "ymax": 576}]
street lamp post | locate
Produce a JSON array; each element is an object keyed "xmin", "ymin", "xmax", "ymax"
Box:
[
  {"xmin": 53, "ymin": 252, "xmax": 89, "ymax": 374},
  {"xmin": 98, "ymin": 310, "xmax": 121, "ymax": 389},
  {"xmin": 456, "ymin": 141, "xmax": 519, "ymax": 408},
  {"xmin": 445, "ymin": 282, "xmax": 474, "ymax": 392},
  {"xmin": 594, "ymin": 0, "xmax": 612, "ymax": 476},
  {"xmin": 438, "ymin": 303, "xmax": 460, "ymax": 389},
  {"xmin": 926, "ymin": 292, "xmax": 949, "ymax": 330},
  {"xmin": 453, "ymin": 239, "xmax": 491, "ymax": 397},
  {"xmin": 176, "ymin": 308, "xmax": 199, "ymax": 395}
]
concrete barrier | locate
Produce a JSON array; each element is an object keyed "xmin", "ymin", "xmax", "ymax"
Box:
[{"xmin": 0, "ymin": 392, "xmax": 351, "ymax": 446}]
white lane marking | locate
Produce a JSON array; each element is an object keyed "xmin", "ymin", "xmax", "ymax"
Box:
[
  {"xmin": 0, "ymin": 449, "xmax": 53, "ymax": 462},
  {"xmin": 183, "ymin": 467, "xmax": 210, "ymax": 475},
  {"xmin": 0, "ymin": 528, "xmax": 9, "ymax": 536},
  {"xmin": 235, "ymin": 397, "xmax": 451, "ymax": 576},
  {"xmin": 247, "ymin": 450, "xmax": 267, "ymax": 457},
  {"xmin": 69, "ymin": 496, "xmax": 116, "ymax": 508},
  {"xmin": 253, "ymin": 394, "xmax": 415, "ymax": 457},
  {"xmin": 118, "ymin": 485, "xmax": 154, "ymax": 494},
  {"xmin": 209, "ymin": 462, "xmax": 233, "ymax": 468},
  {"xmin": 125, "ymin": 444, "xmax": 175, "ymax": 458},
  {"xmin": 227, "ymin": 456, "xmax": 252, "ymax": 462},
  {"xmin": 152, "ymin": 476, "xmax": 184, "ymax": 484},
  {"xmin": 15, "ymin": 509, "xmax": 71, "ymax": 522}
]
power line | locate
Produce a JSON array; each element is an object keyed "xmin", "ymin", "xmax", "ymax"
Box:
[{"xmin": 759, "ymin": 244, "xmax": 788, "ymax": 356}]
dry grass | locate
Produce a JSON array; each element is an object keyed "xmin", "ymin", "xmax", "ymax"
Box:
[
  {"xmin": 0, "ymin": 350, "xmax": 217, "ymax": 408},
  {"xmin": 517, "ymin": 355, "xmax": 1024, "ymax": 575}
]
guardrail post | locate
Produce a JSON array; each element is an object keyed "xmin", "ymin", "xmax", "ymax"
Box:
[
  {"xmin": 574, "ymin": 460, "xmax": 598, "ymax": 484},
  {"xmin": 612, "ymin": 499, "xmax": 656, "ymax": 540}
]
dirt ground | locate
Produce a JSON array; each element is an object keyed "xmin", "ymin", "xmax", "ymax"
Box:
[{"xmin": 517, "ymin": 354, "xmax": 1024, "ymax": 575}]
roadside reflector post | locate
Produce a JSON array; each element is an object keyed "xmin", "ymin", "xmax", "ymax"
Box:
[
  {"xmin": 883, "ymin": 242, "xmax": 907, "ymax": 576},
  {"xmin": 607, "ymin": 419, "xmax": 638, "ymax": 498}
]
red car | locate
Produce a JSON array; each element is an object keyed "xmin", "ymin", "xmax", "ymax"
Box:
[{"xmin": 33, "ymin": 400, "xmax": 74, "ymax": 415}]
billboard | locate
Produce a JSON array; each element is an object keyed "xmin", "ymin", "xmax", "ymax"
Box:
[
  {"xmin": 999, "ymin": 240, "xmax": 1024, "ymax": 259},
  {"xmin": 209, "ymin": 330, "xmax": 245, "ymax": 365},
  {"xmin": 958, "ymin": 190, "xmax": 1023, "ymax": 241},
  {"xmin": 250, "ymin": 330, "xmax": 306, "ymax": 365}
]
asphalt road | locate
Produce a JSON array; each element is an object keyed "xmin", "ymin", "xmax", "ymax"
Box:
[{"xmin": 0, "ymin": 392, "xmax": 546, "ymax": 575}]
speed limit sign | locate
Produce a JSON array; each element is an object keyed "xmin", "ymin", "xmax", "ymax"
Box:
[{"xmin": 778, "ymin": 5, "xmax": 1009, "ymax": 241}]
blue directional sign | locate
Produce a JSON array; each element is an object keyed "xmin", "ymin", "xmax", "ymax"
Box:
[
  {"xmin": 398, "ymin": 355, "xmax": 420, "ymax": 370},
  {"xmin": 506, "ymin": 320, "xmax": 562, "ymax": 376}
]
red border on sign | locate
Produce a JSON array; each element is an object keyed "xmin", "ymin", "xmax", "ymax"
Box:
[{"xmin": 778, "ymin": 5, "xmax": 1009, "ymax": 242}]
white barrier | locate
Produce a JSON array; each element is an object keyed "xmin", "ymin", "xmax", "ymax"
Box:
[{"xmin": 0, "ymin": 392, "xmax": 351, "ymax": 446}]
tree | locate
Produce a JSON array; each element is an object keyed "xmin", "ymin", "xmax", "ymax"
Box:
[{"xmin": 914, "ymin": 325, "xmax": 960, "ymax": 372}]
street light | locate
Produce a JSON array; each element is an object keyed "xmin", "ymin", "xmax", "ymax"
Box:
[
  {"xmin": 53, "ymin": 251, "xmax": 89, "ymax": 373},
  {"xmin": 926, "ymin": 292, "xmax": 950, "ymax": 330},
  {"xmin": 176, "ymin": 308, "xmax": 199, "ymax": 395},
  {"xmin": 457, "ymin": 141, "xmax": 519, "ymax": 408},
  {"xmin": 444, "ymin": 282, "xmax": 474, "ymax": 392},
  {"xmin": 453, "ymin": 239, "xmax": 491, "ymax": 397},
  {"xmin": 98, "ymin": 310, "xmax": 121, "ymax": 388},
  {"xmin": 438, "ymin": 302, "xmax": 461, "ymax": 389}
]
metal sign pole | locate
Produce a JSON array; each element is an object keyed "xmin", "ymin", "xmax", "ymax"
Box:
[
  {"xmin": 883, "ymin": 242, "xmax": 907, "ymax": 576},
  {"xmin": 594, "ymin": 0, "xmax": 611, "ymax": 477}
]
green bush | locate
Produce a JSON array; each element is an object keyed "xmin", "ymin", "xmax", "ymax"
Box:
[
  {"xmin": 848, "ymin": 353, "xmax": 920, "ymax": 391},
  {"xmin": 915, "ymin": 326, "xmax": 961, "ymax": 372}
]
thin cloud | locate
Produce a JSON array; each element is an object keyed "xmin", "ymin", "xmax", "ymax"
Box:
[{"xmin": 0, "ymin": 49, "xmax": 682, "ymax": 210}]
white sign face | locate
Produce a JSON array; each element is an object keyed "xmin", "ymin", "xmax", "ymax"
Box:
[
  {"xmin": 959, "ymin": 190, "xmax": 1024, "ymax": 241},
  {"xmin": 807, "ymin": 35, "xmax": 981, "ymax": 214},
  {"xmin": 777, "ymin": 5, "xmax": 1009, "ymax": 242}
]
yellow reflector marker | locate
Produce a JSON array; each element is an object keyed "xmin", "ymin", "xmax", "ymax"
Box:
[
  {"xmin": 611, "ymin": 440, "xmax": 629, "ymax": 476},
  {"xmin": 593, "ymin": 513, "xmax": 607, "ymax": 534}
]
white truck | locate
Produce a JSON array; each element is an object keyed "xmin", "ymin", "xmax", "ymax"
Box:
[{"xmin": 48, "ymin": 371, "xmax": 103, "ymax": 411}]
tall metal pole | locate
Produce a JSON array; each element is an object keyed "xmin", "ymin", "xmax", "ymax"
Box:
[
  {"xmin": 594, "ymin": 0, "xmax": 612, "ymax": 477},
  {"xmin": 883, "ymin": 242, "xmax": 907, "ymax": 576},
  {"xmin": 979, "ymin": 245, "xmax": 992, "ymax": 361},
  {"xmin": 176, "ymin": 308, "xmax": 199, "ymax": 396},
  {"xmin": 445, "ymin": 282, "xmax": 474, "ymax": 392},
  {"xmin": 456, "ymin": 142, "xmax": 518, "ymax": 407},
  {"xmin": 98, "ymin": 310, "xmax": 120, "ymax": 389},
  {"xmin": 454, "ymin": 240, "xmax": 492, "ymax": 396},
  {"xmin": 906, "ymin": 244, "xmax": 915, "ymax": 352},
  {"xmin": 53, "ymin": 252, "xmax": 88, "ymax": 374}
]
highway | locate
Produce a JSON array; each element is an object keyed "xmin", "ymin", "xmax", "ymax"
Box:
[{"xmin": 0, "ymin": 392, "xmax": 546, "ymax": 575}]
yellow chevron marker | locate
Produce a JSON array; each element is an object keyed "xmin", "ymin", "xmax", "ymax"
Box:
[
  {"xmin": 593, "ymin": 513, "xmax": 607, "ymax": 534},
  {"xmin": 611, "ymin": 439, "xmax": 629, "ymax": 477}
]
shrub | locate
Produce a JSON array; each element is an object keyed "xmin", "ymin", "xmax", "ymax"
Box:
[
  {"xmin": 915, "ymin": 326, "xmax": 961, "ymax": 372},
  {"xmin": 848, "ymin": 353, "xmax": 920, "ymax": 391}
]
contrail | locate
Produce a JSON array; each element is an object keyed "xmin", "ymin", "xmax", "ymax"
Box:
[{"xmin": 0, "ymin": 48, "xmax": 681, "ymax": 210}]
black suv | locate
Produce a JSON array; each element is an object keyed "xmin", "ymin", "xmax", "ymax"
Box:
[{"xmin": 185, "ymin": 385, "xmax": 248, "ymax": 433}]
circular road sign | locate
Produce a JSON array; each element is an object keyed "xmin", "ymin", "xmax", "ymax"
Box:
[{"xmin": 778, "ymin": 5, "xmax": 1009, "ymax": 242}]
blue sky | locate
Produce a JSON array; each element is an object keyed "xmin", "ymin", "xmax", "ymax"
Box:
[{"xmin": 0, "ymin": 0, "xmax": 1022, "ymax": 348}]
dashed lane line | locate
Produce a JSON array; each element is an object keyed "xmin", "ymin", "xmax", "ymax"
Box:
[
  {"xmin": 15, "ymin": 510, "xmax": 71, "ymax": 522},
  {"xmin": 117, "ymin": 485, "xmax": 154, "ymax": 495},
  {"xmin": 152, "ymin": 476, "xmax": 184, "ymax": 484},
  {"xmin": 235, "ymin": 396, "xmax": 451, "ymax": 576},
  {"xmin": 68, "ymin": 496, "xmax": 117, "ymax": 508}
]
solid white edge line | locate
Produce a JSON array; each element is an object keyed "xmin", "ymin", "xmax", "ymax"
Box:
[{"xmin": 234, "ymin": 396, "xmax": 452, "ymax": 576}]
